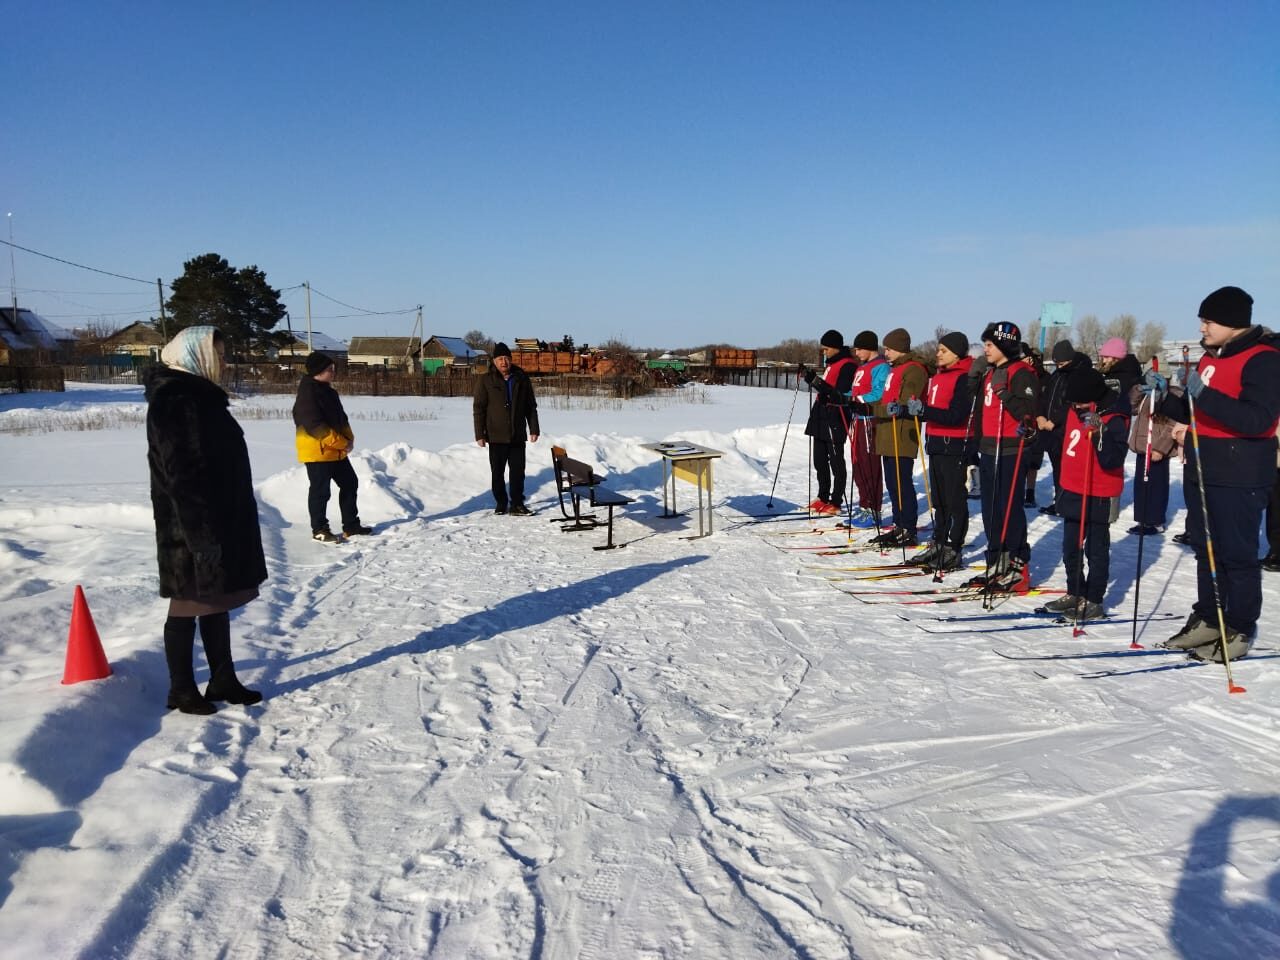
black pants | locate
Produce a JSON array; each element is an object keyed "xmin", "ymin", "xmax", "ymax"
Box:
[
  {"xmin": 1185, "ymin": 474, "xmax": 1267, "ymax": 635},
  {"xmin": 1133, "ymin": 453, "xmax": 1171, "ymax": 527},
  {"xmin": 1265, "ymin": 470, "xmax": 1280, "ymax": 554},
  {"xmin": 1045, "ymin": 432, "xmax": 1064, "ymax": 504},
  {"xmin": 306, "ymin": 458, "xmax": 359, "ymax": 533},
  {"xmin": 1063, "ymin": 518, "xmax": 1111, "ymax": 603},
  {"xmin": 812, "ymin": 438, "xmax": 847, "ymax": 506},
  {"xmin": 980, "ymin": 448, "xmax": 1031, "ymax": 563},
  {"xmin": 929, "ymin": 453, "xmax": 968, "ymax": 549},
  {"xmin": 489, "ymin": 441, "xmax": 527, "ymax": 508},
  {"xmin": 882, "ymin": 455, "xmax": 917, "ymax": 532}
]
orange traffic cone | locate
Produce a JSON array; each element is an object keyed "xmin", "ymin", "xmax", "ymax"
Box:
[{"xmin": 62, "ymin": 585, "xmax": 112, "ymax": 685}]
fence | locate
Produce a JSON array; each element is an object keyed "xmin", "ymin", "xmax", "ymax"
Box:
[
  {"xmin": 720, "ymin": 367, "xmax": 802, "ymax": 390},
  {"xmin": 1, "ymin": 365, "xmax": 66, "ymax": 393},
  {"xmin": 224, "ymin": 366, "xmax": 655, "ymax": 400}
]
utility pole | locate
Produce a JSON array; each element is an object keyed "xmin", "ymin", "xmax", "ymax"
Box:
[
  {"xmin": 156, "ymin": 278, "xmax": 169, "ymax": 340},
  {"xmin": 406, "ymin": 304, "xmax": 423, "ymax": 370},
  {"xmin": 7, "ymin": 213, "xmax": 17, "ymax": 322},
  {"xmin": 304, "ymin": 281, "xmax": 313, "ymax": 352}
]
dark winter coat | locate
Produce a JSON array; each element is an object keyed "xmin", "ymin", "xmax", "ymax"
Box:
[
  {"xmin": 1158, "ymin": 325, "xmax": 1280, "ymax": 488},
  {"xmin": 1103, "ymin": 354, "xmax": 1143, "ymax": 402},
  {"xmin": 803, "ymin": 348, "xmax": 857, "ymax": 443},
  {"xmin": 474, "ymin": 364, "xmax": 541, "ymax": 443},
  {"xmin": 144, "ymin": 365, "xmax": 268, "ymax": 601},
  {"xmin": 293, "ymin": 375, "xmax": 355, "ymax": 463},
  {"xmin": 1041, "ymin": 352, "xmax": 1095, "ymax": 443}
]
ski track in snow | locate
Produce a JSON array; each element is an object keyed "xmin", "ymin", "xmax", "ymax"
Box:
[{"xmin": 1, "ymin": 384, "xmax": 1278, "ymax": 959}]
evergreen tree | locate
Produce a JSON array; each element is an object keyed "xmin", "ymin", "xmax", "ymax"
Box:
[{"xmin": 166, "ymin": 253, "xmax": 288, "ymax": 356}]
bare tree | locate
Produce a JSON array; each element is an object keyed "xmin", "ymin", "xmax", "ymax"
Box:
[
  {"xmin": 1136, "ymin": 321, "xmax": 1166, "ymax": 365},
  {"xmin": 1104, "ymin": 314, "xmax": 1138, "ymax": 349},
  {"xmin": 463, "ymin": 329, "xmax": 494, "ymax": 351},
  {"xmin": 758, "ymin": 338, "xmax": 821, "ymax": 365},
  {"xmin": 1024, "ymin": 319, "xmax": 1041, "ymax": 354},
  {"xmin": 1076, "ymin": 314, "xmax": 1103, "ymax": 358}
]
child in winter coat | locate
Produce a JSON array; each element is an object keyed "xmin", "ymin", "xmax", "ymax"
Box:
[{"xmin": 1040, "ymin": 369, "xmax": 1131, "ymax": 620}]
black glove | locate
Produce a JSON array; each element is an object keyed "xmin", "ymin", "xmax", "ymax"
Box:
[{"xmin": 990, "ymin": 365, "xmax": 1010, "ymax": 400}]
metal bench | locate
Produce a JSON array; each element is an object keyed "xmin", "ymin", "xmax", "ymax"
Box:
[{"xmin": 550, "ymin": 445, "xmax": 634, "ymax": 550}]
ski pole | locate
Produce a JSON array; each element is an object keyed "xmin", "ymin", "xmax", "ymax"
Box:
[
  {"xmin": 983, "ymin": 390, "xmax": 1006, "ymax": 611},
  {"xmin": 988, "ymin": 424, "xmax": 1027, "ymax": 610},
  {"xmin": 766, "ymin": 370, "xmax": 802, "ymax": 510},
  {"xmin": 1130, "ymin": 357, "xmax": 1158, "ymax": 650},
  {"xmin": 837, "ymin": 404, "xmax": 855, "ymax": 541},
  {"xmin": 1186, "ymin": 389, "xmax": 1246, "ymax": 695},
  {"xmin": 1072, "ymin": 413, "xmax": 1095, "ymax": 637},
  {"xmin": 807, "ymin": 377, "xmax": 814, "ymax": 519},
  {"xmin": 890, "ymin": 407, "xmax": 907, "ymax": 562}
]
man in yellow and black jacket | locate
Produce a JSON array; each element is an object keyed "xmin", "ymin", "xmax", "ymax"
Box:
[{"xmin": 293, "ymin": 353, "xmax": 371, "ymax": 541}]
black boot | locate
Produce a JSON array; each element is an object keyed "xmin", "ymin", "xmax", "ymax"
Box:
[
  {"xmin": 200, "ymin": 612, "xmax": 263, "ymax": 705},
  {"xmin": 163, "ymin": 616, "xmax": 215, "ymax": 713}
]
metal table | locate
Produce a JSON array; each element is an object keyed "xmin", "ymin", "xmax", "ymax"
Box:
[{"xmin": 641, "ymin": 441, "xmax": 723, "ymax": 539}]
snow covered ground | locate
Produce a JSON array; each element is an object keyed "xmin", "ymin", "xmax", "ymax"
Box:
[{"xmin": 0, "ymin": 381, "xmax": 1277, "ymax": 960}]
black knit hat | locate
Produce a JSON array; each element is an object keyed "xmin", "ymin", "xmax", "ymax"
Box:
[
  {"xmin": 820, "ymin": 329, "xmax": 844, "ymax": 349},
  {"xmin": 1051, "ymin": 339, "xmax": 1075, "ymax": 364},
  {"xmin": 939, "ymin": 331, "xmax": 969, "ymax": 359},
  {"xmin": 1066, "ymin": 367, "xmax": 1109, "ymax": 404},
  {"xmin": 1198, "ymin": 286, "xmax": 1253, "ymax": 328},
  {"xmin": 492, "ymin": 341, "xmax": 512, "ymax": 359},
  {"xmin": 853, "ymin": 330, "xmax": 878, "ymax": 351},
  {"xmin": 981, "ymin": 321, "xmax": 1022, "ymax": 360},
  {"xmin": 305, "ymin": 352, "xmax": 335, "ymax": 376}
]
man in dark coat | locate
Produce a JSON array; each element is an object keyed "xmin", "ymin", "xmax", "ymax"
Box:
[
  {"xmin": 798, "ymin": 329, "xmax": 856, "ymax": 515},
  {"xmin": 1149, "ymin": 286, "xmax": 1280, "ymax": 662},
  {"xmin": 145, "ymin": 326, "xmax": 267, "ymax": 714},
  {"xmin": 474, "ymin": 342, "xmax": 541, "ymax": 514},
  {"xmin": 293, "ymin": 352, "xmax": 371, "ymax": 540}
]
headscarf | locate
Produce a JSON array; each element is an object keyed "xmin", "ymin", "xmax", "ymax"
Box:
[{"xmin": 161, "ymin": 326, "xmax": 224, "ymax": 383}]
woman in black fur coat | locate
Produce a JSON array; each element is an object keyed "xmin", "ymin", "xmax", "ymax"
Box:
[{"xmin": 143, "ymin": 326, "xmax": 267, "ymax": 714}]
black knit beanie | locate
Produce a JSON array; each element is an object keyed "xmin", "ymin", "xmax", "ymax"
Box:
[
  {"xmin": 981, "ymin": 321, "xmax": 1022, "ymax": 361},
  {"xmin": 853, "ymin": 330, "xmax": 878, "ymax": 351},
  {"xmin": 939, "ymin": 331, "xmax": 969, "ymax": 359},
  {"xmin": 1198, "ymin": 286, "xmax": 1253, "ymax": 328},
  {"xmin": 492, "ymin": 341, "xmax": 512, "ymax": 359},
  {"xmin": 820, "ymin": 329, "xmax": 844, "ymax": 349},
  {"xmin": 305, "ymin": 352, "xmax": 335, "ymax": 376},
  {"xmin": 1051, "ymin": 340, "xmax": 1075, "ymax": 364},
  {"xmin": 1066, "ymin": 368, "xmax": 1109, "ymax": 404}
]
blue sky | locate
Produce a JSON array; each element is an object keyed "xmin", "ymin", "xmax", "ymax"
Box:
[{"xmin": 5, "ymin": 1, "xmax": 1277, "ymax": 349}]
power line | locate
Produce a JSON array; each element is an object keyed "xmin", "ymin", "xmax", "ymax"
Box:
[
  {"xmin": 0, "ymin": 238, "xmax": 155, "ymax": 285},
  {"xmin": 304, "ymin": 285, "xmax": 417, "ymax": 316}
]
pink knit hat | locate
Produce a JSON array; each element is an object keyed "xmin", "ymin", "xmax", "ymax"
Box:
[{"xmin": 1098, "ymin": 337, "xmax": 1128, "ymax": 359}]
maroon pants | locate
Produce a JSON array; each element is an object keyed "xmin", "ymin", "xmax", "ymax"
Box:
[{"xmin": 849, "ymin": 419, "xmax": 882, "ymax": 511}]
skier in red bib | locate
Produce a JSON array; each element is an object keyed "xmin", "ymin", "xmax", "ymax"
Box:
[
  {"xmin": 1039, "ymin": 368, "xmax": 1130, "ymax": 620},
  {"xmin": 1146, "ymin": 286, "xmax": 1280, "ymax": 661},
  {"xmin": 799, "ymin": 329, "xmax": 856, "ymax": 516}
]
